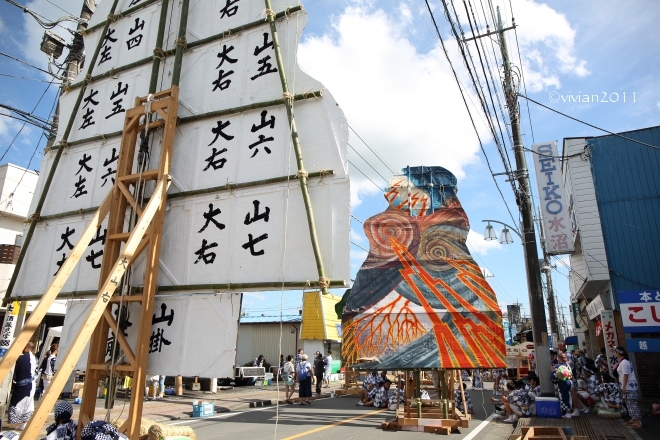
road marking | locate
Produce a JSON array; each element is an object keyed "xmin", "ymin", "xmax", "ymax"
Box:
[
  {"xmin": 461, "ymin": 413, "xmax": 497, "ymax": 440},
  {"xmin": 281, "ymin": 408, "xmax": 387, "ymax": 440}
]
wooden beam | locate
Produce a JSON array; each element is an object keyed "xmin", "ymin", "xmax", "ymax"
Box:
[
  {"xmin": 119, "ymin": 169, "xmax": 160, "ymax": 183},
  {"xmin": 116, "ymin": 181, "xmax": 143, "ymax": 216},
  {"xmin": 0, "ymin": 192, "xmax": 111, "ymax": 385},
  {"xmin": 103, "ymin": 309, "xmax": 136, "ymax": 365},
  {"xmin": 21, "ymin": 178, "xmax": 170, "ymax": 439}
]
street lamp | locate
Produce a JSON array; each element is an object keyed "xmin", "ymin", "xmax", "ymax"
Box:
[
  {"xmin": 484, "ymin": 222, "xmax": 498, "ymax": 241},
  {"xmin": 482, "ymin": 220, "xmax": 522, "ymax": 244}
]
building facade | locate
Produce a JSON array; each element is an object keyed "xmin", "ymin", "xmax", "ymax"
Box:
[{"xmin": 563, "ymin": 126, "xmax": 660, "ymax": 398}]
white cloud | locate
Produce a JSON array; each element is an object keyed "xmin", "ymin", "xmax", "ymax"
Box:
[
  {"xmin": 466, "ymin": 229, "xmax": 502, "ymax": 255},
  {"xmin": 510, "ymin": 0, "xmax": 590, "ymax": 91},
  {"xmin": 298, "ymin": 6, "xmax": 490, "ymax": 208},
  {"xmin": 350, "ymin": 248, "xmax": 368, "ymax": 262},
  {"xmin": 0, "ymin": 15, "xmax": 6, "ymax": 35}
]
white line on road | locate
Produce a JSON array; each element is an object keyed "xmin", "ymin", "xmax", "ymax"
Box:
[{"xmin": 461, "ymin": 413, "xmax": 497, "ymax": 440}]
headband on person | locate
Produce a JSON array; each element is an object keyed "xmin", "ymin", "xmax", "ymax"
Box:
[{"xmin": 615, "ymin": 347, "xmax": 625, "ymax": 355}]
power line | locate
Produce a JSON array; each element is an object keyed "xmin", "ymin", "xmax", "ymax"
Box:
[
  {"xmin": 0, "ymin": 73, "xmax": 61, "ymax": 83},
  {"xmin": 418, "ymin": 0, "xmax": 519, "ymax": 227},
  {"xmin": 348, "ymin": 124, "xmax": 395, "ymax": 174},
  {"xmin": 0, "ymin": 51, "xmax": 55, "ymax": 77},
  {"xmin": 348, "ymin": 159, "xmax": 385, "ymax": 193},
  {"xmin": 0, "ymin": 78, "xmax": 56, "ymax": 163},
  {"xmin": 519, "ymin": 94, "xmax": 660, "ymax": 151},
  {"xmin": 350, "ymin": 214, "xmax": 364, "ymax": 224},
  {"xmin": 350, "ymin": 241, "xmax": 369, "ymax": 253},
  {"xmin": 348, "ymin": 143, "xmax": 390, "ymax": 185}
]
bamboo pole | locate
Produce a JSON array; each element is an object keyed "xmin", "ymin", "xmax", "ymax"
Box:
[
  {"xmin": 8, "ymin": 279, "xmax": 349, "ymax": 302},
  {"xmin": 149, "ymin": 0, "xmax": 171, "ymax": 94},
  {"xmin": 170, "ymin": 0, "xmax": 190, "ymax": 86},
  {"xmin": 2, "ymin": 0, "xmax": 121, "ymax": 305},
  {"xmin": 264, "ymin": 0, "xmax": 329, "ymax": 294},
  {"xmin": 31, "ymin": 170, "xmax": 333, "ymax": 226},
  {"xmin": 50, "ymin": 90, "xmax": 322, "ymax": 151},
  {"xmin": 85, "ymin": 0, "xmax": 160, "ymax": 34},
  {"xmin": 70, "ymin": 6, "xmax": 304, "ymax": 91}
]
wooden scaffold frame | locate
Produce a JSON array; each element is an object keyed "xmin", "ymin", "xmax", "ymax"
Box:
[{"xmin": 0, "ymin": 87, "xmax": 179, "ymax": 439}]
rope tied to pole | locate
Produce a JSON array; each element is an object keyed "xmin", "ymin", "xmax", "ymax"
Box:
[
  {"xmin": 282, "ymin": 91, "xmax": 294, "ymax": 102},
  {"xmin": 153, "ymin": 47, "xmax": 166, "ymax": 60},
  {"xmin": 295, "ymin": 169, "xmax": 308, "ymax": 179},
  {"xmin": 318, "ymin": 277, "xmax": 330, "ymax": 289},
  {"xmin": 265, "ymin": 8, "xmax": 276, "ymax": 19},
  {"xmin": 175, "ymin": 37, "xmax": 188, "ymax": 50},
  {"xmin": 107, "ymin": 12, "xmax": 123, "ymax": 22},
  {"xmin": 84, "ymin": 73, "xmax": 93, "ymax": 84}
]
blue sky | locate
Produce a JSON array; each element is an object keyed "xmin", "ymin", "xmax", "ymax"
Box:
[{"xmin": 1, "ymin": 0, "xmax": 659, "ymax": 326}]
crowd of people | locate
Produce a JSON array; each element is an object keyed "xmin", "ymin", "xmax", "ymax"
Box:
[
  {"xmin": 482, "ymin": 344, "xmax": 644, "ymax": 428},
  {"xmin": 271, "ymin": 349, "xmax": 334, "ymax": 405}
]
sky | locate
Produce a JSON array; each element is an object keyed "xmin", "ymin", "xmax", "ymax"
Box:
[{"xmin": 1, "ymin": 0, "xmax": 659, "ymax": 330}]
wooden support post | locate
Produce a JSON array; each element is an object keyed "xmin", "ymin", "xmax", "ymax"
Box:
[
  {"xmin": 175, "ymin": 376, "xmax": 183, "ymax": 396},
  {"xmin": 0, "ymin": 195, "xmax": 111, "ymax": 386},
  {"xmin": 21, "ymin": 179, "xmax": 169, "ymax": 439}
]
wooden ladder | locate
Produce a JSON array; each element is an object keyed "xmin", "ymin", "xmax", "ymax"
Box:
[{"xmin": 0, "ymin": 87, "xmax": 179, "ymax": 439}]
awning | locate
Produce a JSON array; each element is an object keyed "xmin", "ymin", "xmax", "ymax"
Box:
[{"xmin": 565, "ymin": 335, "xmax": 578, "ymax": 345}]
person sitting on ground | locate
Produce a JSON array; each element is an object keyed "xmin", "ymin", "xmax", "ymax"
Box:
[
  {"xmin": 490, "ymin": 380, "xmax": 513, "ymax": 409},
  {"xmin": 376, "ymin": 370, "xmax": 388, "ymax": 386},
  {"xmin": 525, "ymin": 374, "xmax": 541, "ymax": 415},
  {"xmin": 500, "ymin": 381, "xmax": 522, "ymax": 423},
  {"xmin": 454, "ymin": 383, "xmax": 476, "ymax": 415},
  {"xmin": 358, "ymin": 372, "xmax": 379, "ymax": 405},
  {"xmin": 253, "ymin": 354, "xmax": 265, "ymax": 368},
  {"xmin": 595, "ymin": 347, "xmax": 607, "ymax": 377},
  {"xmin": 576, "ymin": 363, "xmax": 599, "ymax": 414},
  {"xmin": 358, "ymin": 380, "xmax": 382, "ymax": 406},
  {"xmin": 361, "ymin": 380, "xmax": 392, "ymax": 408},
  {"xmin": 595, "ymin": 374, "xmax": 623, "ymax": 410},
  {"xmin": 80, "ymin": 420, "xmax": 128, "ymax": 440},
  {"xmin": 43, "ymin": 401, "xmax": 77, "ymax": 440},
  {"xmin": 387, "ymin": 380, "xmax": 406, "ymax": 410}
]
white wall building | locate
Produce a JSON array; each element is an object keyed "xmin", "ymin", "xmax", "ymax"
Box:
[
  {"xmin": 0, "ymin": 163, "xmax": 65, "ymax": 315},
  {"xmin": 562, "ymin": 138, "xmax": 612, "ymax": 356}
]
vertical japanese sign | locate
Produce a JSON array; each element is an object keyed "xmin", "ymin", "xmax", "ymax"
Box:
[
  {"xmin": 600, "ymin": 310, "xmax": 619, "ymax": 375},
  {"xmin": 532, "ymin": 141, "xmax": 574, "ymax": 254},
  {"xmin": 0, "ymin": 302, "xmax": 22, "ymax": 358}
]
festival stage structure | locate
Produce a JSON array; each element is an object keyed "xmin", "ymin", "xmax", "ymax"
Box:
[{"xmin": 342, "ymin": 166, "xmax": 506, "ymax": 432}]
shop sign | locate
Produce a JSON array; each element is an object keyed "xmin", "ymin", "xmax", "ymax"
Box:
[
  {"xmin": 600, "ymin": 310, "xmax": 619, "ymax": 375},
  {"xmin": 625, "ymin": 338, "xmax": 660, "ymax": 353},
  {"xmin": 618, "ymin": 290, "xmax": 660, "ymax": 333}
]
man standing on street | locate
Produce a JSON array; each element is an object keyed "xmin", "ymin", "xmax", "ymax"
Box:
[
  {"xmin": 314, "ymin": 353, "xmax": 325, "ymax": 394},
  {"xmin": 8, "ymin": 342, "xmax": 38, "ymax": 429}
]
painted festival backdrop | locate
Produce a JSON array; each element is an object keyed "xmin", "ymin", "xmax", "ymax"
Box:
[
  {"xmin": 9, "ymin": 0, "xmax": 350, "ymax": 375},
  {"xmin": 342, "ymin": 166, "xmax": 506, "ymax": 369}
]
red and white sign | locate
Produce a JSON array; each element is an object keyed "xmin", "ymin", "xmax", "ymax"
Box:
[
  {"xmin": 600, "ymin": 310, "xmax": 619, "ymax": 376},
  {"xmin": 621, "ymin": 303, "xmax": 660, "ymax": 330}
]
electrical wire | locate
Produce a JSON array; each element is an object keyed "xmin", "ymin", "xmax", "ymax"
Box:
[
  {"xmin": 4, "ymin": 0, "xmax": 87, "ymax": 29},
  {"xmin": 519, "ymin": 94, "xmax": 660, "ymax": 151},
  {"xmin": 0, "ymin": 73, "xmax": 61, "ymax": 83},
  {"xmin": 418, "ymin": 0, "xmax": 519, "ymax": 227},
  {"xmin": 350, "ymin": 241, "xmax": 369, "ymax": 253},
  {"xmin": 348, "ymin": 159, "xmax": 385, "ymax": 193},
  {"xmin": 0, "ymin": 78, "xmax": 56, "ymax": 162},
  {"xmin": 348, "ymin": 124, "xmax": 395, "ymax": 174},
  {"xmin": 348, "ymin": 143, "xmax": 390, "ymax": 185},
  {"xmin": 0, "ymin": 51, "xmax": 57, "ymax": 77}
]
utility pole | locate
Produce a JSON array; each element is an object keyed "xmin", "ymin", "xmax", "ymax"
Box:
[
  {"xmin": 537, "ymin": 208, "xmax": 560, "ymax": 338},
  {"xmin": 493, "ymin": 6, "xmax": 553, "ymax": 395}
]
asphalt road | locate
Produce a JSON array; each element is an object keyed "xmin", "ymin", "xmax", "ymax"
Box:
[{"xmin": 164, "ymin": 387, "xmax": 514, "ymax": 440}]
